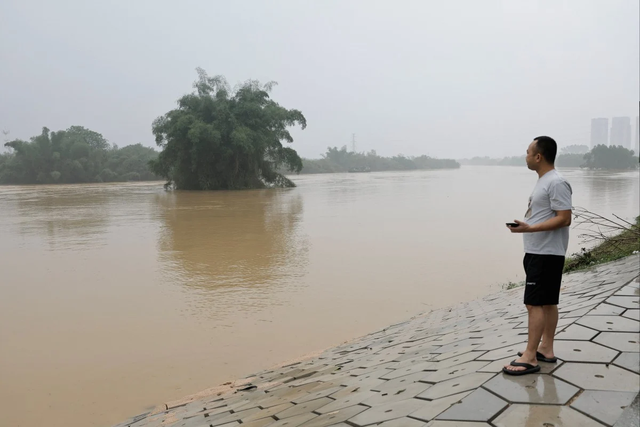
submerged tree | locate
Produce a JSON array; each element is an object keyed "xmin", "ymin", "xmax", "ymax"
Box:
[
  {"xmin": 583, "ymin": 145, "xmax": 638, "ymax": 170},
  {"xmin": 150, "ymin": 68, "xmax": 307, "ymax": 190}
]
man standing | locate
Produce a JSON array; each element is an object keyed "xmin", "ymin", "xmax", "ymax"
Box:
[{"xmin": 503, "ymin": 136, "xmax": 573, "ymax": 375}]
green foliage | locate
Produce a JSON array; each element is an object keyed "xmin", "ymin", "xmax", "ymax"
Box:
[
  {"xmin": 497, "ymin": 155, "xmax": 526, "ymax": 166},
  {"xmin": 502, "ymin": 280, "xmax": 525, "ymax": 290},
  {"xmin": 299, "ymin": 146, "xmax": 460, "ymax": 174},
  {"xmin": 460, "ymin": 145, "xmax": 638, "ymax": 170},
  {"xmin": 582, "ymin": 145, "xmax": 638, "ymax": 170},
  {"xmin": 564, "ymin": 215, "xmax": 640, "ymax": 273},
  {"xmin": 150, "ymin": 68, "xmax": 306, "ymax": 190},
  {"xmin": 555, "ymin": 153, "xmax": 585, "ymax": 167},
  {"xmin": 560, "ymin": 144, "xmax": 589, "ymax": 154},
  {"xmin": 0, "ymin": 127, "xmax": 159, "ymax": 184}
]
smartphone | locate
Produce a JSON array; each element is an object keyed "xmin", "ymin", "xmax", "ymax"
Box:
[{"xmin": 506, "ymin": 222, "xmax": 519, "ymax": 227}]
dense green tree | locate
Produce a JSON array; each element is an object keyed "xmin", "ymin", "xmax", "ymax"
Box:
[
  {"xmin": 0, "ymin": 126, "xmax": 159, "ymax": 184},
  {"xmin": 149, "ymin": 68, "xmax": 307, "ymax": 190},
  {"xmin": 583, "ymin": 145, "xmax": 638, "ymax": 170}
]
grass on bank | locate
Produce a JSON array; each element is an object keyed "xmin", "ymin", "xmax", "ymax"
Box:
[{"xmin": 564, "ymin": 214, "xmax": 640, "ymax": 273}]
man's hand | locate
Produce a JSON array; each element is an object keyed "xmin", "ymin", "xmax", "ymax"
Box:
[
  {"xmin": 507, "ymin": 210, "xmax": 572, "ymax": 234},
  {"xmin": 507, "ymin": 220, "xmax": 531, "ymax": 233}
]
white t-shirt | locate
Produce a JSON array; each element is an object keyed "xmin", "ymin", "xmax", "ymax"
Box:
[{"xmin": 523, "ymin": 169, "xmax": 573, "ymax": 256}]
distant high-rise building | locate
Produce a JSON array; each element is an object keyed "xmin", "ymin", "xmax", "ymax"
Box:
[
  {"xmin": 610, "ymin": 117, "xmax": 631, "ymax": 149},
  {"xmin": 635, "ymin": 116, "xmax": 639, "ymax": 154},
  {"xmin": 590, "ymin": 118, "xmax": 608, "ymax": 148}
]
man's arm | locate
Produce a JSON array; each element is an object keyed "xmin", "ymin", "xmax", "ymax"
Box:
[{"xmin": 509, "ymin": 210, "xmax": 571, "ymax": 233}]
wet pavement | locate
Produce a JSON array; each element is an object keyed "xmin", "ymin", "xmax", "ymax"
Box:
[{"xmin": 114, "ymin": 255, "xmax": 640, "ymax": 427}]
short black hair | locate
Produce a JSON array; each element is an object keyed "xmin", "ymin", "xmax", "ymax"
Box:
[{"xmin": 533, "ymin": 136, "xmax": 557, "ymax": 164}]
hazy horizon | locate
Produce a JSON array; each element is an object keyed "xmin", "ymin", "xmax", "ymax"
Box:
[{"xmin": 1, "ymin": 0, "xmax": 638, "ymax": 159}]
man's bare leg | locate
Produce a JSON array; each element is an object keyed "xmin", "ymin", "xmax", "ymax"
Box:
[
  {"xmin": 505, "ymin": 305, "xmax": 544, "ymax": 372},
  {"xmin": 537, "ymin": 304, "xmax": 558, "ymax": 359}
]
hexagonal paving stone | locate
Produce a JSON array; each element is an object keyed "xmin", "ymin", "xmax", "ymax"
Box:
[
  {"xmin": 435, "ymin": 339, "xmax": 484, "ymax": 355},
  {"xmin": 606, "ymin": 296, "xmax": 640, "ymax": 309},
  {"xmin": 300, "ymin": 404, "xmax": 368, "ymax": 427},
  {"xmin": 475, "ymin": 344, "xmax": 524, "ymax": 361},
  {"xmin": 492, "ymin": 404, "xmax": 605, "ymax": 427},
  {"xmin": 589, "ymin": 303, "xmax": 626, "ymax": 316},
  {"xmin": 274, "ymin": 398, "xmax": 333, "ymax": 419},
  {"xmin": 553, "ymin": 362, "xmax": 640, "ymax": 392},
  {"xmin": 247, "ymin": 396, "xmax": 291, "ymax": 410},
  {"xmin": 240, "ymin": 418, "xmax": 276, "ymax": 427},
  {"xmin": 623, "ymin": 309, "xmax": 640, "ymax": 321},
  {"xmin": 431, "ymin": 347, "xmax": 479, "ymax": 363},
  {"xmin": 329, "ymin": 385, "xmax": 362, "ymax": 399},
  {"xmin": 373, "ymin": 372, "xmax": 429, "ymax": 392},
  {"xmin": 381, "ymin": 361, "xmax": 437, "ymax": 380},
  {"xmin": 426, "ymin": 352, "xmax": 486, "ymax": 371},
  {"xmin": 348, "ymin": 364, "xmax": 397, "ymax": 377},
  {"xmin": 474, "ymin": 334, "xmax": 527, "ymax": 352},
  {"xmin": 556, "ymin": 317, "xmax": 578, "ymax": 329},
  {"xmin": 421, "ymin": 361, "xmax": 490, "ymax": 384},
  {"xmin": 425, "ymin": 422, "xmax": 490, "ymax": 427},
  {"xmin": 241, "ymin": 403, "xmax": 294, "ymax": 423},
  {"xmin": 379, "ymin": 417, "xmax": 427, "ymax": 427},
  {"xmin": 615, "ymin": 284, "xmax": 639, "ymax": 296},
  {"xmin": 435, "ymin": 388, "xmax": 507, "ymax": 422},
  {"xmin": 555, "ymin": 324, "xmax": 599, "ymax": 341},
  {"xmin": 593, "ymin": 332, "xmax": 640, "ymax": 353},
  {"xmin": 576, "ymin": 315, "xmax": 640, "ymax": 332},
  {"xmin": 409, "ymin": 392, "xmax": 472, "ymax": 422},
  {"xmin": 613, "ymin": 352, "xmax": 640, "ymax": 374},
  {"xmin": 477, "ymin": 356, "xmax": 561, "ymax": 374},
  {"xmin": 268, "ymin": 413, "xmax": 317, "ymax": 427},
  {"xmin": 315, "ymin": 391, "xmax": 377, "ymax": 414},
  {"xmin": 347, "ymin": 398, "xmax": 426, "ymax": 426},
  {"xmin": 338, "ymin": 371, "xmax": 388, "ymax": 390},
  {"xmin": 483, "ymin": 373, "xmax": 578, "ymax": 404},
  {"xmin": 417, "ymin": 373, "xmax": 494, "ymax": 400},
  {"xmin": 552, "ymin": 340, "xmax": 619, "ymax": 363},
  {"xmin": 562, "ymin": 306, "xmax": 595, "ymax": 318},
  {"xmin": 362, "ymin": 382, "xmax": 432, "ymax": 406},
  {"xmin": 209, "ymin": 408, "xmax": 262, "ymax": 427},
  {"xmin": 559, "ymin": 297, "xmax": 605, "ymax": 313},
  {"xmin": 292, "ymin": 386, "xmax": 343, "ymax": 404},
  {"xmin": 570, "ymin": 390, "xmax": 637, "ymax": 426}
]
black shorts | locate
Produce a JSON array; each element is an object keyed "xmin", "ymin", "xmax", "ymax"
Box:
[{"xmin": 523, "ymin": 253, "xmax": 565, "ymax": 306}]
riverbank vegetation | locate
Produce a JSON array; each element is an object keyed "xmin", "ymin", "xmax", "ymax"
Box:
[
  {"xmin": 459, "ymin": 144, "xmax": 638, "ymax": 170},
  {"xmin": 0, "ymin": 126, "xmax": 159, "ymax": 184},
  {"xmin": 299, "ymin": 146, "xmax": 459, "ymax": 174},
  {"xmin": 564, "ymin": 209, "xmax": 640, "ymax": 273}
]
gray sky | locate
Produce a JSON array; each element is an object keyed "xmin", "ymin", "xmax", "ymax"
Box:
[{"xmin": 1, "ymin": 0, "xmax": 638, "ymax": 159}]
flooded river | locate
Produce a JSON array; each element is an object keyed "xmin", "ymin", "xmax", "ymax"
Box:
[{"xmin": 0, "ymin": 166, "xmax": 638, "ymax": 427}]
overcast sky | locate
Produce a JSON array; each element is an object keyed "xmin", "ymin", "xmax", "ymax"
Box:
[{"xmin": 1, "ymin": 0, "xmax": 638, "ymax": 158}]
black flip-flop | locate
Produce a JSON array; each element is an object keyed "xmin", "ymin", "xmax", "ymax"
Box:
[
  {"xmin": 517, "ymin": 351, "xmax": 558, "ymax": 363},
  {"xmin": 503, "ymin": 361, "xmax": 541, "ymax": 376}
]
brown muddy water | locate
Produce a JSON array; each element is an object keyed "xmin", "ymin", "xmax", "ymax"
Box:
[{"xmin": 0, "ymin": 166, "xmax": 638, "ymax": 427}]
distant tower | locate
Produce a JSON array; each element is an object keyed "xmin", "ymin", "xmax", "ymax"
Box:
[
  {"xmin": 351, "ymin": 133, "xmax": 356, "ymax": 153},
  {"xmin": 635, "ymin": 115, "xmax": 639, "ymax": 154},
  {"xmin": 590, "ymin": 118, "xmax": 608, "ymax": 148},
  {"xmin": 610, "ymin": 117, "xmax": 631, "ymax": 149}
]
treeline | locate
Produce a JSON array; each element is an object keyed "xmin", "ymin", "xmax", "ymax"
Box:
[
  {"xmin": 0, "ymin": 126, "xmax": 159, "ymax": 184},
  {"xmin": 299, "ymin": 146, "xmax": 460, "ymax": 174},
  {"xmin": 459, "ymin": 144, "xmax": 638, "ymax": 170}
]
